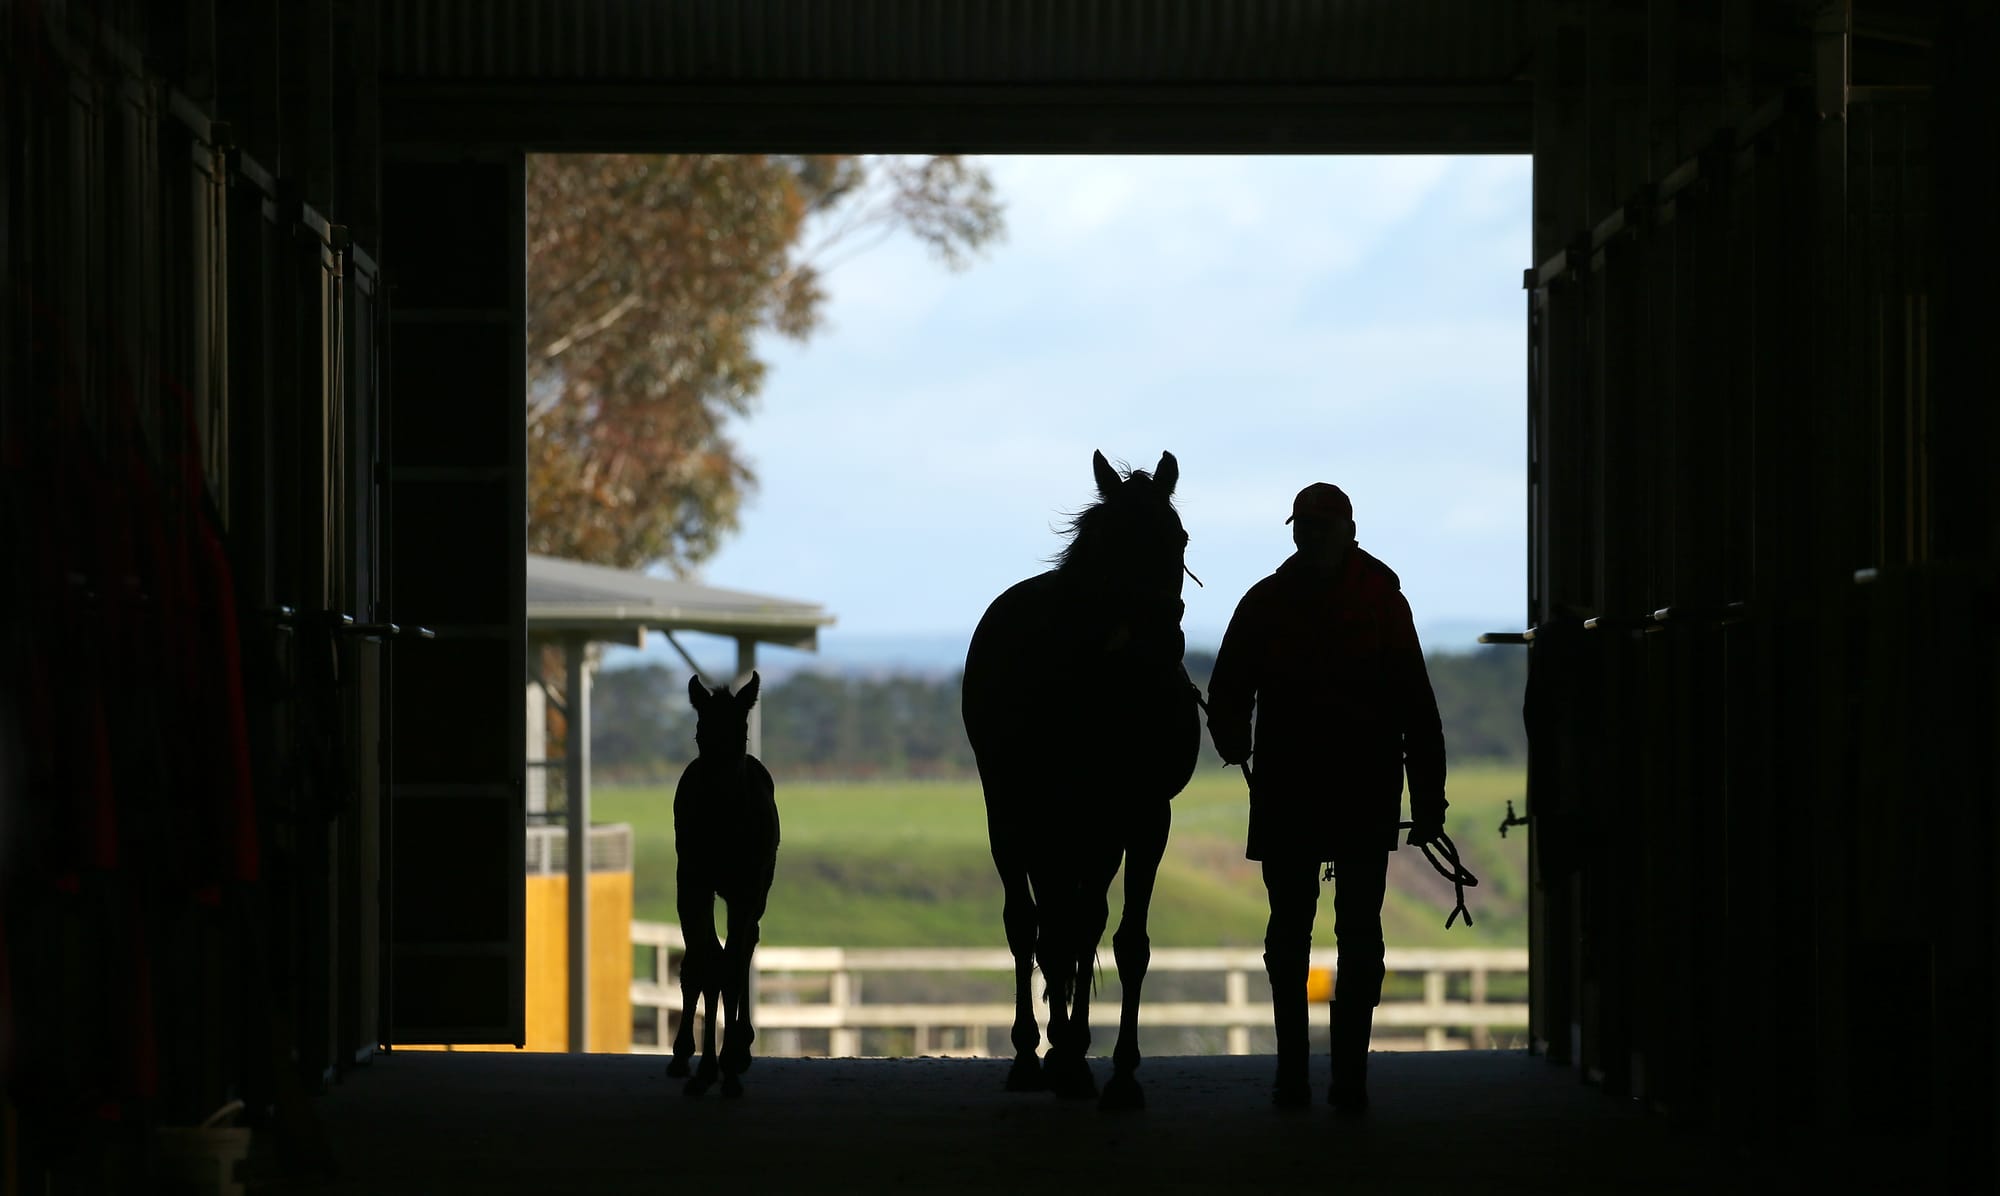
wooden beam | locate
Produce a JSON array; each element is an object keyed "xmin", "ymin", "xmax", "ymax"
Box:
[
  {"xmin": 565, "ymin": 635, "xmax": 592, "ymax": 1054},
  {"xmin": 736, "ymin": 637, "xmax": 761, "ymax": 760}
]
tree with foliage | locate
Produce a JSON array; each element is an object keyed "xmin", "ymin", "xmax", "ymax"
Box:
[{"xmin": 526, "ymin": 154, "xmax": 1003, "ymax": 572}]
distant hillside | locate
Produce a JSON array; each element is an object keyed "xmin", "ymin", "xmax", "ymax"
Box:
[
  {"xmin": 599, "ymin": 618, "xmax": 1517, "ymax": 682},
  {"xmin": 593, "ymin": 768, "xmax": 1530, "ymax": 953},
  {"xmin": 592, "ymin": 646, "xmax": 1526, "ymax": 783}
]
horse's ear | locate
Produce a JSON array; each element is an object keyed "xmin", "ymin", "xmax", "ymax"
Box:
[
  {"xmin": 1092, "ymin": 449, "xmax": 1121, "ymax": 497},
  {"xmin": 687, "ymin": 674, "xmax": 708, "ymax": 709},
  {"xmin": 738, "ymin": 671, "xmax": 762, "ymax": 711},
  {"xmin": 1155, "ymin": 451, "xmax": 1179, "ymax": 497}
]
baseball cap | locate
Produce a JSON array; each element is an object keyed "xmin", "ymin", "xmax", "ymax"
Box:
[{"xmin": 1285, "ymin": 482, "xmax": 1352, "ymax": 524}]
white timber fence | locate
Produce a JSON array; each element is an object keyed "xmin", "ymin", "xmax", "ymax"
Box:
[{"xmin": 630, "ymin": 921, "xmax": 1529, "ymax": 1057}]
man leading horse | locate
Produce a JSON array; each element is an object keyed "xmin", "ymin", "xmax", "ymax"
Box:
[{"xmin": 1205, "ymin": 481, "xmax": 1449, "ymax": 1113}]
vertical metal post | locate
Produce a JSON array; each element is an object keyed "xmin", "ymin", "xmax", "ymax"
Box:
[
  {"xmin": 735, "ymin": 636, "xmax": 761, "ymax": 759},
  {"xmin": 1808, "ymin": 0, "xmax": 1852, "ymax": 1130},
  {"xmin": 1526, "ymin": 0, "xmax": 1586, "ymax": 1071},
  {"xmin": 565, "ymin": 635, "xmax": 591, "ymax": 1053},
  {"xmin": 524, "ymin": 673, "xmax": 547, "ymax": 819}
]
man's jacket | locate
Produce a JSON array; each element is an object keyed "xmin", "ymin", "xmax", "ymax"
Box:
[{"xmin": 1206, "ymin": 547, "xmax": 1446, "ymax": 859}]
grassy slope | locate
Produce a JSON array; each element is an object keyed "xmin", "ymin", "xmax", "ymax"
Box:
[{"xmin": 593, "ymin": 764, "xmax": 1528, "ymax": 952}]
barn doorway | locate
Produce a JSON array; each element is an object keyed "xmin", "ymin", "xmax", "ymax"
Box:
[{"xmin": 512, "ymin": 152, "xmax": 1533, "ymax": 1060}]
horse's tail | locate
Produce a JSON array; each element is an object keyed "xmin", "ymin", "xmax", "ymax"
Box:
[
  {"xmin": 1038, "ymin": 952, "xmax": 1069, "ymax": 1009},
  {"xmin": 1037, "ymin": 945, "xmax": 1101, "ymax": 1008}
]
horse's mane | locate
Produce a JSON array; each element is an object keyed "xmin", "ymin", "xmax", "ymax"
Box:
[{"xmin": 1049, "ymin": 463, "xmax": 1176, "ymax": 574}]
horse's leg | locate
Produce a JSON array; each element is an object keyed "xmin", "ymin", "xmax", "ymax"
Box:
[
  {"xmin": 1033, "ymin": 867, "xmax": 1084, "ymax": 1095},
  {"xmin": 1100, "ymin": 800, "xmax": 1170, "ymax": 1111},
  {"xmin": 1045, "ymin": 870, "xmax": 1105, "ymax": 1101},
  {"xmin": 989, "ymin": 807, "xmax": 1045, "ymax": 1091},
  {"xmin": 669, "ymin": 881, "xmax": 717, "ymax": 1080},
  {"xmin": 719, "ymin": 890, "xmax": 766, "ymax": 1098},
  {"xmin": 1064, "ymin": 857, "xmax": 1120, "ymax": 1102}
]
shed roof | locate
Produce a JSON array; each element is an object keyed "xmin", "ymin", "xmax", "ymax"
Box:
[
  {"xmin": 380, "ymin": 0, "xmax": 1532, "ymax": 153},
  {"xmin": 382, "ymin": 0, "xmax": 1531, "ymax": 87},
  {"xmin": 526, "ymin": 553, "xmax": 834, "ymax": 649}
]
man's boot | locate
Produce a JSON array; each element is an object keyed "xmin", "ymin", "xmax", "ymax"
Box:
[
  {"xmin": 1328, "ymin": 998, "xmax": 1374, "ymax": 1114},
  {"xmin": 1265, "ymin": 952, "xmax": 1310, "ymax": 1109}
]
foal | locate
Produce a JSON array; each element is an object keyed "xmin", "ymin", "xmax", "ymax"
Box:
[{"xmin": 665, "ymin": 672, "xmax": 778, "ymax": 1098}]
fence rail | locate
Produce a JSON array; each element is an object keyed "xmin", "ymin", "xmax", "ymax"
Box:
[
  {"xmin": 525, "ymin": 822, "xmax": 633, "ymax": 875},
  {"xmin": 631, "ymin": 921, "xmax": 1528, "ymax": 1057}
]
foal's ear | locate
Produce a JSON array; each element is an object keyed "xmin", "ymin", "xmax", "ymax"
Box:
[
  {"xmin": 1154, "ymin": 451, "xmax": 1179, "ymax": 497},
  {"xmin": 737, "ymin": 671, "xmax": 761, "ymax": 711},
  {"xmin": 1092, "ymin": 449, "xmax": 1122, "ymax": 497},
  {"xmin": 687, "ymin": 674, "xmax": 709, "ymax": 709}
]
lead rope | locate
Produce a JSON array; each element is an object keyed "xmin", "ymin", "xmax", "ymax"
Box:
[
  {"xmin": 1402, "ymin": 824, "xmax": 1478, "ymax": 929},
  {"xmin": 1203, "ymin": 687, "xmax": 1479, "ymax": 930}
]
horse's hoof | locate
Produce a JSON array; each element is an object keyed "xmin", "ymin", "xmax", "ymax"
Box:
[
  {"xmin": 722, "ymin": 1028, "xmax": 756, "ymax": 1073},
  {"xmin": 1004, "ymin": 1054, "xmax": 1045, "ymax": 1092},
  {"xmin": 1098, "ymin": 1072, "xmax": 1144, "ymax": 1112},
  {"xmin": 684, "ymin": 1064, "xmax": 718, "ymax": 1098},
  {"xmin": 720, "ymin": 1073, "xmax": 744, "ymax": 1099},
  {"xmin": 1045, "ymin": 1054, "xmax": 1098, "ymax": 1100},
  {"xmin": 665, "ymin": 1056, "xmax": 690, "ymax": 1078}
]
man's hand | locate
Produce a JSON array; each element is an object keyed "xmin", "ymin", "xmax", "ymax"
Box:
[
  {"xmin": 1406, "ymin": 816, "xmax": 1445, "ymax": 847},
  {"xmin": 1210, "ymin": 724, "xmax": 1252, "ymax": 768}
]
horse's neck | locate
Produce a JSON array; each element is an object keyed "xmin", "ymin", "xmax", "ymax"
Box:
[
  {"xmin": 1056, "ymin": 566, "xmax": 1167, "ymax": 620},
  {"xmin": 695, "ymin": 753, "xmax": 748, "ymax": 793},
  {"xmin": 1045, "ymin": 601, "xmax": 1183, "ymax": 690},
  {"xmin": 1049, "ymin": 572, "xmax": 1171, "ymax": 637}
]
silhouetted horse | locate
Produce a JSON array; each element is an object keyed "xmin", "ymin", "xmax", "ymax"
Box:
[
  {"xmin": 962, "ymin": 451, "xmax": 1202, "ymax": 1110},
  {"xmin": 666, "ymin": 673, "xmax": 777, "ymax": 1098}
]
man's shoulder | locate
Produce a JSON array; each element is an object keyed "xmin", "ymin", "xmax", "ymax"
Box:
[
  {"xmin": 1239, "ymin": 570, "xmax": 1293, "ymax": 605},
  {"xmin": 1220, "ymin": 572, "xmax": 1292, "ymax": 636},
  {"xmin": 1352, "ymin": 548, "xmax": 1404, "ymax": 595}
]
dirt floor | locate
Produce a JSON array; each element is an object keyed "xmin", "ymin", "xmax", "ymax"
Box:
[{"xmin": 284, "ymin": 1050, "xmax": 1897, "ymax": 1194}]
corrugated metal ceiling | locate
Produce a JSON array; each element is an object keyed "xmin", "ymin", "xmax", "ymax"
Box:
[{"xmin": 382, "ymin": 0, "xmax": 1530, "ymax": 86}]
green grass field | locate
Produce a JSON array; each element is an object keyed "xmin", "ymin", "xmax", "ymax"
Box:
[{"xmin": 593, "ymin": 764, "xmax": 1529, "ymax": 953}]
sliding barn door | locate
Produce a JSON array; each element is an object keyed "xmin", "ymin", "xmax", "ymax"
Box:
[{"xmin": 379, "ymin": 155, "xmax": 526, "ymax": 1044}]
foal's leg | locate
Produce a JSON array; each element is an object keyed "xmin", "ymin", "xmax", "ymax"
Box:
[
  {"xmin": 1101, "ymin": 801, "xmax": 1171, "ymax": 1111},
  {"xmin": 669, "ymin": 882, "xmax": 719, "ymax": 1080},
  {"xmin": 689, "ymin": 980, "xmax": 721, "ymax": 1096},
  {"xmin": 677, "ymin": 883, "xmax": 724, "ymax": 1096},
  {"xmin": 718, "ymin": 889, "xmax": 767, "ymax": 1098}
]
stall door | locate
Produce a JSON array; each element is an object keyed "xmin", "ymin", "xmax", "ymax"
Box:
[{"xmin": 380, "ymin": 156, "xmax": 526, "ymax": 1044}]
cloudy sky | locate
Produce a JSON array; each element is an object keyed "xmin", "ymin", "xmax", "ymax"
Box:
[{"xmin": 614, "ymin": 154, "xmax": 1532, "ymax": 673}]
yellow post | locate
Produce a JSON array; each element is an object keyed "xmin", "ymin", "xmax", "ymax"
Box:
[
  {"xmin": 524, "ymin": 872, "xmax": 633, "ymax": 1052},
  {"xmin": 407, "ymin": 825, "xmax": 633, "ymax": 1053}
]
